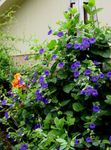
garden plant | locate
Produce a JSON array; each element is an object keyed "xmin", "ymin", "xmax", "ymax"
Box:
[{"xmin": 1, "ymin": 0, "xmax": 111, "ymax": 149}]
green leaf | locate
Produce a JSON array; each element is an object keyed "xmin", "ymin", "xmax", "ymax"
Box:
[
  {"xmin": 90, "ymin": 48, "xmax": 111, "ymax": 58},
  {"xmin": 88, "ymin": 0, "xmax": 95, "ymax": 7},
  {"xmin": 57, "ymin": 70, "xmax": 68, "ymax": 79},
  {"xmin": 72, "ymin": 103, "xmax": 84, "ymax": 112},
  {"xmin": 54, "ymin": 117, "xmax": 65, "ymax": 128},
  {"xmin": 60, "ymin": 99, "xmax": 71, "ymax": 107},
  {"xmin": 92, "ymin": 8, "xmax": 103, "ymax": 15},
  {"xmin": 105, "ymin": 95, "xmax": 111, "ymax": 104},
  {"xmin": 63, "ymin": 83, "xmax": 75, "ymax": 93},
  {"xmin": 66, "ymin": 116, "xmax": 75, "ymax": 126},
  {"xmin": 47, "ymin": 40, "xmax": 57, "ymax": 50},
  {"xmin": 83, "ymin": 4, "xmax": 91, "ymax": 14}
]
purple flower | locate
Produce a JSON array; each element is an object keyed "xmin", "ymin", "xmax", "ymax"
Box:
[
  {"xmin": 38, "ymin": 76, "xmax": 44, "ymax": 84},
  {"xmin": 24, "ymin": 55, "xmax": 28, "ymax": 60},
  {"xmin": 71, "ymin": 61, "xmax": 80, "ymax": 70},
  {"xmin": 74, "ymin": 43, "xmax": 80, "ymax": 49},
  {"xmin": 93, "ymin": 105, "xmax": 100, "ymax": 113},
  {"xmin": 19, "ymin": 79, "xmax": 24, "ymax": 85},
  {"xmin": 80, "ymin": 44, "xmax": 85, "ymax": 50},
  {"xmin": 44, "ymin": 70, "xmax": 50, "ymax": 76},
  {"xmin": 84, "ymin": 69, "xmax": 92, "ymax": 76},
  {"xmin": 56, "ymin": 145, "xmax": 60, "ymax": 150},
  {"xmin": 109, "ymin": 136, "xmax": 111, "ymax": 142},
  {"xmin": 91, "ymin": 89, "xmax": 98, "ymax": 97},
  {"xmin": 57, "ymin": 31, "xmax": 64, "ymax": 37},
  {"xmin": 48, "ymin": 29, "xmax": 52, "ymax": 35},
  {"xmin": 89, "ymin": 37, "xmax": 96, "ymax": 44},
  {"xmin": 86, "ymin": 137, "xmax": 92, "ymax": 143},
  {"xmin": 81, "ymin": 86, "xmax": 93, "ymax": 95},
  {"xmin": 5, "ymin": 112, "xmax": 8, "ymax": 119},
  {"xmin": 43, "ymin": 98, "xmax": 49, "ymax": 104},
  {"xmin": 52, "ymin": 54, "xmax": 57, "ymax": 60},
  {"xmin": 106, "ymin": 72, "xmax": 111, "ymax": 78},
  {"xmin": 82, "ymin": 37, "xmax": 89, "ymax": 43},
  {"xmin": 39, "ymin": 48, "xmax": 44, "ymax": 54},
  {"xmin": 32, "ymin": 78, "xmax": 36, "ymax": 83},
  {"xmin": 89, "ymin": 123, "xmax": 96, "ymax": 129},
  {"xmin": 75, "ymin": 139, "xmax": 79, "ymax": 145},
  {"xmin": 6, "ymin": 134, "xmax": 10, "ymax": 139},
  {"xmin": 13, "ymin": 96, "xmax": 17, "ymax": 102},
  {"xmin": 66, "ymin": 43, "xmax": 72, "ymax": 49},
  {"xmin": 33, "ymin": 71, "xmax": 37, "ymax": 77},
  {"xmin": 73, "ymin": 71, "xmax": 79, "ymax": 78},
  {"xmin": 41, "ymin": 83, "xmax": 48, "ymax": 88},
  {"xmin": 75, "ymin": 61, "xmax": 80, "ymax": 67},
  {"xmin": 99, "ymin": 73, "xmax": 104, "ymax": 79},
  {"xmin": 2, "ymin": 99, "xmax": 7, "ymax": 106},
  {"xmin": 20, "ymin": 144, "xmax": 28, "ymax": 150},
  {"xmin": 91, "ymin": 76, "xmax": 99, "ymax": 82},
  {"xmin": 58, "ymin": 62, "xmax": 64, "ymax": 68},
  {"xmin": 93, "ymin": 60, "xmax": 100, "ymax": 66},
  {"xmin": 34, "ymin": 123, "xmax": 41, "ymax": 130},
  {"xmin": 82, "ymin": 41, "xmax": 90, "ymax": 49},
  {"xmin": 25, "ymin": 118, "xmax": 29, "ymax": 124},
  {"xmin": 35, "ymin": 90, "xmax": 40, "ymax": 95},
  {"xmin": 71, "ymin": 63, "xmax": 76, "ymax": 70},
  {"xmin": 36, "ymin": 93, "xmax": 43, "ymax": 101}
]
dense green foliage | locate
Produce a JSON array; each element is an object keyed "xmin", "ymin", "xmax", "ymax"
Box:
[{"xmin": 1, "ymin": 0, "xmax": 111, "ymax": 149}]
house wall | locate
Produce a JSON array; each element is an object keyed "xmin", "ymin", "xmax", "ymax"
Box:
[{"xmin": 2, "ymin": 0, "xmax": 111, "ymax": 56}]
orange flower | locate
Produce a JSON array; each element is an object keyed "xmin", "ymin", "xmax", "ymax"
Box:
[{"xmin": 12, "ymin": 73, "xmax": 26, "ymax": 90}]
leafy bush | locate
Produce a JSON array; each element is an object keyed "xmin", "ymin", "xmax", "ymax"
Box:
[{"xmin": 1, "ymin": 0, "xmax": 111, "ymax": 149}]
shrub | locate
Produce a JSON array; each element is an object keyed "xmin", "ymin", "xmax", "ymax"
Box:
[{"xmin": 1, "ymin": 0, "xmax": 111, "ymax": 149}]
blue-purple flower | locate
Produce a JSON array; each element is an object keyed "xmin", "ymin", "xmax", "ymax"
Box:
[
  {"xmin": 89, "ymin": 123, "xmax": 96, "ymax": 129},
  {"xmin": 20, "ymin": 144, "xmax": 28, "ymax": 150},
  {"xmin": 43, "ymin": 98, "xmax": 49, "ymax": 104},
  {"xmin": 5, "ymin": 112, "xmax": 8, "ymax": 119},
  {"xmin": 74, "ymin": 43, "xmax": 80, "ymax": 49},
  {"xmin": 57, "ymin": 31, "xmax": 64, "ymax": 37},
  {"xmin": 34, "ymin": 123, "xmax": 41, "ymax": 130},
  {"xmin": 99, "ymin": 73, "xmax": 104, "ymax": 79},
  {"xmin": 58, "ymin": 62, "xmax": 64, "ymax": 68},
  {"xmin": 86, "ymin": 137, "xmax": 92, "ymax": 143},
  {"xmin": 48, "ymin": 29, "xmax": 52, "ymax": 35},
  {"xmin": 109, "ymin": 136, "xmax": 111, "ymax": 142},
  {"xmin": 75, "ymin": 139, "xmax": 79, "ymax": 145},
  {"xmin": 92, "ymin": 105, "xmax": 100, "ymax": 113},
  {"xmin": 71, "ymin": 61, "xmax": 80, "ymax": 70},
  {"xmin": 44, "ymin": 70, "xmax": 50, "ymax": 76},
  {"xmin": 56, "ymin": 145, "xmax": 60, "ymax": 150},
  {"xmin": 106, "ymin": 72, "xmax": 111, "ymax": 78},
  {"xmin": 73, "ymin": 71, "xmax": 79, "ymax": 78},
  {"xmin": 41, "ymin": 83, "xmax": 48, "ymax": 89},
  {"xmin": 82, "ymin": 37, "xmax": 89, "ymax": 43},
  {"xmin": 84, "ymin": 69, "xmax": 92, "ymax": 76},
  {"xmin": 89, "ymin": 37, "xmax": 96, "ymax": 44},
  {"xmin": 38, "ymin": 76, "xmax": 44, "ymax": 83},
  {"xmin": 39, "ymin": 48, "xmax": 44, "ymax": 54},
  {"xmin": 91, "ymin": 89, "xmax": 98, "ymax": 97},
  {"xmin": 24, "ymin": 55, "xmax": 28, "ymax": 60},
  {"xmin": 66, "ymin": 42, "xmax": 72, "ymax": 49},
  {"xmin": 52, "ymin": 54, "xmax": 57, "ymax": 60},
  {"xmin": 2, "ymin": 99, "xmax": 7, "ymax": 106},
  {"xmin": 91, "ymin": 76, "xmax": 99, "ymax": 82},
  {"xmin": 80, "ymin": 44, "xmax": 85, "ymax": 50},
  {"xmin": 82, "ymin": 41, "xmax": 90, "ymax": 49},
  {"xmin": 93, "ymin": 60, "xmax": 100, "ymax": 66}
]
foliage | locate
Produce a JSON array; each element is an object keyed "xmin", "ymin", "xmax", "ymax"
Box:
[{"xmin": 1, "ymin": 0, "xmax": 111, "ymax": 149}]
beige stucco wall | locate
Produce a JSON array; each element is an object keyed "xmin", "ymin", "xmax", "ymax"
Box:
[
  {"xmin": 96, "ymin": 0, "xmax": 111, "ymax": 26},
  {"xmin": 5, "ymin": 0, "xmax": 69, "ymax": 55},
  {"xmin": 2, "ymin": 0, "xmax": 111, "ymax": 55}
]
